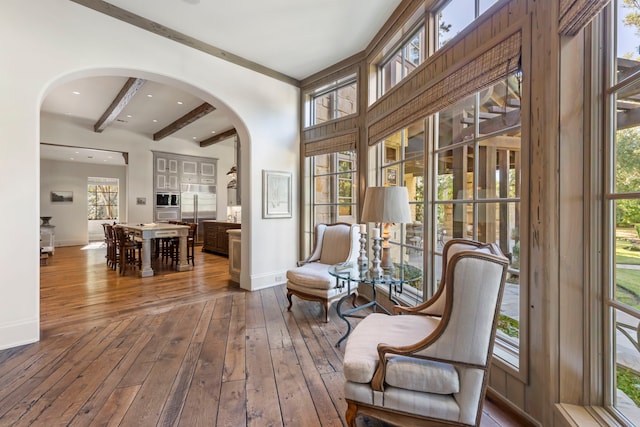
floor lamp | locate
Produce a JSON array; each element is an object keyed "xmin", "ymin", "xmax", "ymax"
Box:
[{"xmin": 361, "ymin": 186, "xmax": 412, "ymax": 276}]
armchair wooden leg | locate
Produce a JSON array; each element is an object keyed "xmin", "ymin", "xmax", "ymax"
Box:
[
  {"xmin": 286, "ymin": 290, "xmax": 293, "ymax": 311},
  {"xmin": 345, "ymin": 401, "xmax": 358, "ymax": 427}
]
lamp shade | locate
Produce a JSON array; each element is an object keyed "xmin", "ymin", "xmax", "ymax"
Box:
[{"xmin": 361, "ymin": 186, "xmax": 412, "ymax": 224}]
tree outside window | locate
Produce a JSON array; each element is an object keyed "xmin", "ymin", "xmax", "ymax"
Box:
[{"xmin": 88, "ymin": 179, "xmax": 119, "ymax": 220}]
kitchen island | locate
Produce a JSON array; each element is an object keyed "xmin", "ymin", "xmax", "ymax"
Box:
[{"xmin": 119, "ymin": 223, "xmax": 191, "ymax": 277}]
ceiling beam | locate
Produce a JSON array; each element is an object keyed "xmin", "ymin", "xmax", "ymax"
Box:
[
  {"xmin": 200, "ymin": 128, "xmax": 237, "ymax": 147},
  {"xmin": 69, "ymin": 0, "xmax": 300, "ymax": 87},
  {"xmin": 153, "ymin": 103, "xmax": 216, "ymax": 141},
  {"xmin": 93, "ymin": 77, "xmax": 146, "ymax": 133}
]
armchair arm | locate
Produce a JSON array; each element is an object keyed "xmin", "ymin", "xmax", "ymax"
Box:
[
  {"xmin": 391, "ymin": 287, "xmax": 446, "ymax": 316},
  {"xmin": 392, "ymin": 298, "xmax": 441, "ymax": 315}
]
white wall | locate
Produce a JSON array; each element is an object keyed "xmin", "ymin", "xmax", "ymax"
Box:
[
  {"xmin": 40, "ymin": 113, "xmax": 237, "ymax": 228},
  {"xmin": 40, "ymin": 159, "xmax": 128, "ymax": 246},
  {"xmin": 0, "ymin": 0, "xmax": 300, "ymax": 350}
]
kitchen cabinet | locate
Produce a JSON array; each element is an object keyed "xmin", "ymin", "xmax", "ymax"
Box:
[
  {"xmin": 153, "ymin": 152, "xmax": 218, "ymax": 222},
  {"xmin": 202, "ymin": 221, "xmax": 240, "ymax": 256}
]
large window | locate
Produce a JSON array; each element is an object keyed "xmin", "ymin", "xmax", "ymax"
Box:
[
  {"xmin": 605, "ymin": 1, "xmax": 640, "ymax": 423},
  {"xmin": 308, "ymin": 151, "xmax": 358, "ymax": 230},
  {"xmin": 433, "ymin": 73, "xmax": 523, "ymax": 364},
  {"xmin": 88, "ymin": 177, "xmax": 119, "ymax": 220},
  {"xmin": 375, "ymin": 121, "xmax": 425, "ymax": 299},
  {"xmin": 378, "ymin": 24, "xmax": 425, "ymax": 96},
  {"xmin": 308, "ymin": 75, "xmax": 357, "ymax": 126}
]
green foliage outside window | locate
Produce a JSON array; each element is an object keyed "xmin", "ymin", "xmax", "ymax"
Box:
[{"xmin": 615, "ymin": 128, "xmax": 640, "ymax": 226}]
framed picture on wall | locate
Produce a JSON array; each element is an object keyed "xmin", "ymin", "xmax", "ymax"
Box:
[
  {"xmin": 262, "ymin": 170, "xmax": 292, "ymax": 218},
  {"xmin": 51, "ymin": 191, "xmax": 73, "ymax": 203}
]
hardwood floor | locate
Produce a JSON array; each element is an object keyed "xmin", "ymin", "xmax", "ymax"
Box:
[{"xmin": 0, "ymin": 244, "xmax": 525, "ymax": 426}]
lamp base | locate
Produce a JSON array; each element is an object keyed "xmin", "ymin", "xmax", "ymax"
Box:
[{"xmin": 381, "ymin": 245, "xmax": 395, "ymax": 278}]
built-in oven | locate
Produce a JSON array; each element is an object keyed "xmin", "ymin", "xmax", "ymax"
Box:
[{"xmin": 156, "ymin": 193, "xmax": 180, "ymax": 207}]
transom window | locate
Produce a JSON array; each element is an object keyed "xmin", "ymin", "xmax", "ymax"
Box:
[
  {"xmin": 437, "ymin": 0, "xmax": 500, "ymax": 49},
  {"xmin": 308, "ymin": 75, "xmax": 357, "ymax": 126},
  {"xmin": 378, "ymin": 24, "xmax": 426, "ymax": 96}
]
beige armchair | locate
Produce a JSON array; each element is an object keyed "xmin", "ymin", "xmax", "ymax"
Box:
[
  {"xmin": 286, "ymin": 223, "xmax": 361, "ymax": 322},
  {"xmin": 342, "ymin": 239, "xmax": 508, "ymax": 426}
]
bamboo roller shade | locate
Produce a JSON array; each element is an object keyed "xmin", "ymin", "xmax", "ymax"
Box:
[
  {"xmin": 367, "ymin": 30, "xmax": 522, "ymax": 145},
  {"xmin": 303, "ymin": 130, "xmax": 357, "ymax": 157},
  {"xmin": 559, "ymin": 0, "xmax": 610, "ymax": 36}
]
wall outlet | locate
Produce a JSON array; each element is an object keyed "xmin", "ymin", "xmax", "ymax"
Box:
[{"xmin": 275, "ymin": 275, "xmax": 284, "ymax": 282}]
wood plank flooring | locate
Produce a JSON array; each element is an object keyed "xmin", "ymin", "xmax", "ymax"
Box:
[{"xmin": 0, "ymin": 243, "xmax": 525, "ymax": 426}]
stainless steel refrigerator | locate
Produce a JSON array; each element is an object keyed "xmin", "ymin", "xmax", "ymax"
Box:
[{"xmin": 180, "ymin": 184, "xmax": 217, "ymax": 244}]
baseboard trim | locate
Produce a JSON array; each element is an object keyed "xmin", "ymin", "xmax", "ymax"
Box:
[{"xmin": 0, "ymin": 318, "xmax": 39, "ymax": 350}]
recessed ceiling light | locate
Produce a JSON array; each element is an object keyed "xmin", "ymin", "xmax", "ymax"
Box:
[
  {"xmin": 72, "ymin": 91, "xmax": 80, "ymax": 95},
  {"xmin": 75, "ymin": 151, "xmax": 79, "ymax": 154},
  {"xmin": 153, "ymin": 119, "xmax": 158, "ymax": 123},
  {"xmin": 126, "ymin": 114, "xmax": 132, "ymax": 118},
  {"xmin": 147, "ymin": 94, "xmax": 153, "ymax": 98},
  {"xmin": 177, "ymin": 101, "xmax": 183, "ymax": 105},
  {"xmin": 211, "ymin": 130, "xmax": 216, "ymax": 134},
  {"xmin": 192, "ymin": 137, "xmax": 197, "ymax": 140},
  {"xmin": 70, "ymin": 157, "xmax": 75, "ymax": 160}
]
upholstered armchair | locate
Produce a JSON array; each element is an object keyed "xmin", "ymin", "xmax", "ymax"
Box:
[
  {"xmin": 395, "ymin": 238, "xmax": 494, "ymax": 317},
  {"xmin": 342, "ymin": 240, "xmax": 509, "ymax": 426},
  {"xmin": 286, "ymin": 223, "xmax": 361, "ymax": 322}
]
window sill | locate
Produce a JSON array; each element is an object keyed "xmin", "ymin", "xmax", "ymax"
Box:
[{"xmin": 555, "ymin": 404, "xmax": 625, "ymax": 427}]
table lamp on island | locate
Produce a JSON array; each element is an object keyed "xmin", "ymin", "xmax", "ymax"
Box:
[{"xmin": 360, "ymin": 186, "xmax": 412, "ymax": 277}]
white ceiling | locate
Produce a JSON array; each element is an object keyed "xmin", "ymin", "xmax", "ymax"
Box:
[
  {"xmin": 40, "ymin": 0, "xmax": 402, "ymax": 164},
  {"xmin": 100, "ymin": 0, "xmax": 402, "ymax": 81}
]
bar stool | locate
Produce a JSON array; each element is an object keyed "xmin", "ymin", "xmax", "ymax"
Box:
[{"xmin": 114, "ymin": 226, "xmax": 141, "ymax": 275}]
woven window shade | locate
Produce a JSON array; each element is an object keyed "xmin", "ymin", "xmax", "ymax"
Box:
[
  {"xmin": 303, "ymin": 130, "xmax": 357, "ymax": 157},
  {"xmin": 368, "ymin": 31, "xmax": 522, "ymax": 145},
  {"xmin": 559, "ymin": 0, "xmax": 610, "ymax": 36}
]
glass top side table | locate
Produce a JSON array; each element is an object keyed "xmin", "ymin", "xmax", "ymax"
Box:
[{"xmin": 328, "ymin": 265, "xmax": 409, "ymax": 347}]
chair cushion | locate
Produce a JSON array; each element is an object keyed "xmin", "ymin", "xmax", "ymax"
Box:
[
  {"xmin": 319, "ymin": 225, "xmax": 351, "ymax": 265},
  {"xmin": 385, "ymin": 356, "xmax": 459, "ymax": 394},
  {"xmin": 286, "ymin": 262, "xmax": 334, "ymax": 290},
  {"xmin": 343, "ymin": 313, "xmax": 440, "ymax": 384}
]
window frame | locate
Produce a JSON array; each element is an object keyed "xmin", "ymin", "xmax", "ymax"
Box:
[
  {"xmin": 429, "ymin": 74, "xmax": 526, "ymax": 375},
  {"xmin": 602, "ymin": 1, "xmax": 640, "ymax": 422},
  {"xmin": 304, "ymin": 151, "xmax": 358, "ymax": 254},
  {"xmin": 371, "ymin": 124, "xmax": 426, "ymax": 304},
  {"xmin": 87, "ymin": 177, "xmax": 119, "ymax": 221},
  {"xmin": 377, "ymin": 20, "xmax": 426, "ymax": 97},
  {"xmin": 307, "ymin": 74, "xmax": 358, "ymax": 128}
]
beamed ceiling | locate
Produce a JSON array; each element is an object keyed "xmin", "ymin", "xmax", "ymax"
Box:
[{"xmin": 41, "ymin": 0, "xmax": 403, "ymax": 165}]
